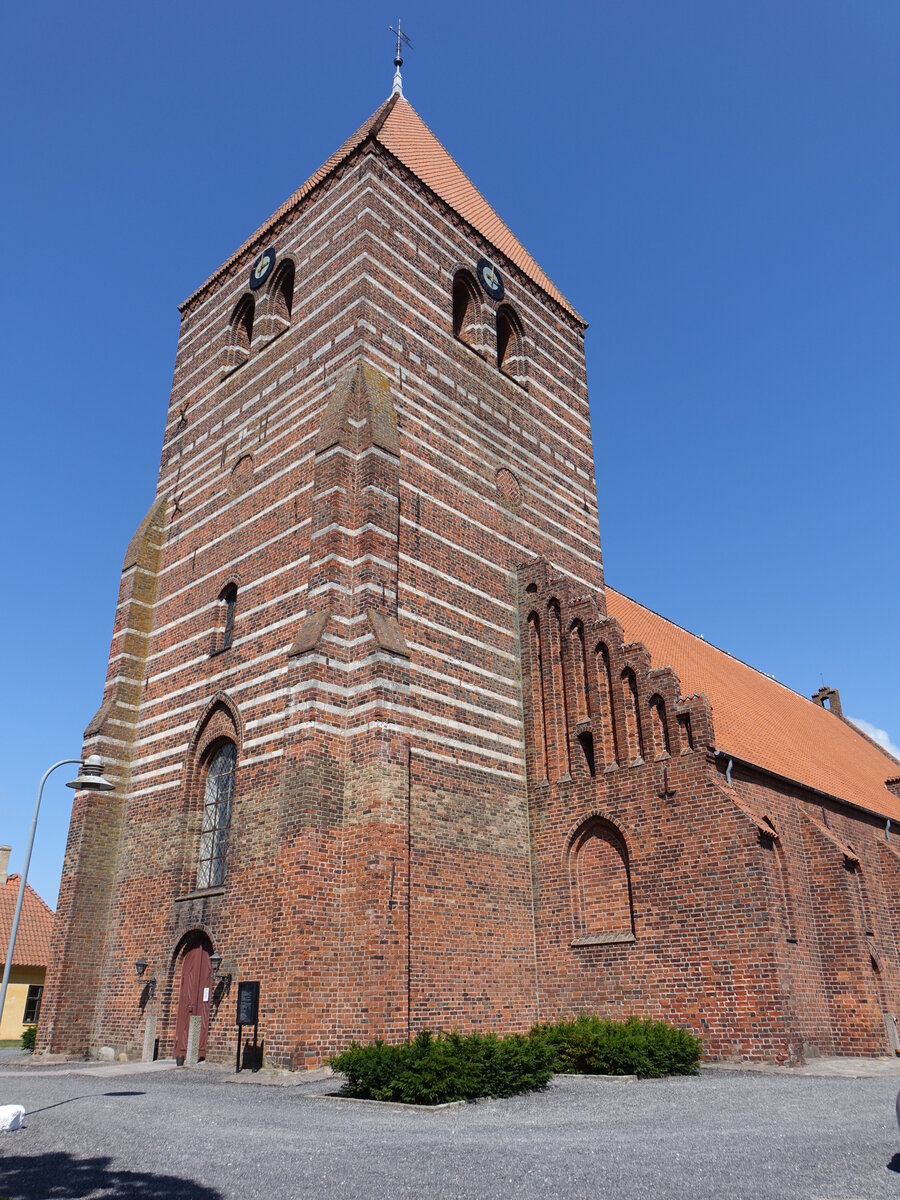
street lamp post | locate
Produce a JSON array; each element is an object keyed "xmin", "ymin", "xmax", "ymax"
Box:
[{"xmin": 0, "ymin": 754, "xmax": 114, "ymax": 1031}]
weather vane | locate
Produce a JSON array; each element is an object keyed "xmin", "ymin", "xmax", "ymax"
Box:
[{"xmin": 389, "ymin": 19, "xmax": 411, "ymax": 97}]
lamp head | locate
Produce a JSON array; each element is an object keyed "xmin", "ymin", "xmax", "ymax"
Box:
[{"xmin": 67, "ymin": 755, "xmax": 115, "ymax": 792}]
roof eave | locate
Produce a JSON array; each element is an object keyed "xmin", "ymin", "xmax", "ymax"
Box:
[{"xmin": 715, "ymin": 747, "xmax": 898, "ymax": 827}]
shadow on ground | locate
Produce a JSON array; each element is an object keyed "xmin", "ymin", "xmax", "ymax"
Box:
[
  {"xmin": 26, "ymin": 1090, "xmax": 146, "ymax": 1116},
  {"xmin": 0, "ymin": 1152, "xmax": 222, "ymax": 1199},
  {"xmin": 888, "ymin": 1152, "xmax": 900, "ymax": 1174}
]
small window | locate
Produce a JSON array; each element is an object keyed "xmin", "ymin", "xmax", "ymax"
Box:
[
  {"xmin": 197, "ymin": 741, "xmax": 237, "ymax": 889},
  {"xmin": 23, "ymin": 984, "xmax": 43, "ymax": 1024},
  {"xmin": 220, "ymin": 584, "xmax": 237, "ymax": 651},
  {"xmin": 496, "ymin": 304, "xmax": 524, "ymax": 378},
  {"xmin": 269, "ymin": 259, "xmax": 295, "ymax": 324},
  {"xmin": 223, "ymin": 294, "xmax": 254, "ymax": 373},
  {"xmin": 452, "ymin": 270, "xmax": 480, "ymax": 346}
]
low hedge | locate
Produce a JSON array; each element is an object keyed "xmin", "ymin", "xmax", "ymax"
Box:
[
  {"xmin": 329, "ymin": 1016, "xmax": 700, "ymax": 1104},
  {"xmin": 532, "ymin": 1013, "xmax": 701, "ymax": 1078},
  {"xmin": 330, "ymin": 1028, "xmax": 554, "ymax": 1105},
  {"xmin": 21, "ymin": 1024, "xmax": 36, "ymax": 1052}
]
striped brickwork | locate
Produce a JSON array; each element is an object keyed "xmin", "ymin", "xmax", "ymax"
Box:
[
  {"xmin": 40, "ymin": 102, "xmax": 899, "ymax": 1067},
  {"xmin": 40, "ymin": 129, "xmax": 603, "ymax": 1065}
]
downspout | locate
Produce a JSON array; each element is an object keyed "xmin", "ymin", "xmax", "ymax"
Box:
[{"xmin": 715, "ymin": 750, "xmax": 734, "ymax": 785}]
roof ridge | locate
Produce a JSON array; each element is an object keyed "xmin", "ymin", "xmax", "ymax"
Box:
[
  {"xmin": 376, "ymin": 99, "xmax": 582, "ymax": 322},
  {"xmin": 180, "ymin": 95, "xmax": 398, "ymax": 311},
  {"xmin": 3, "ymin": 873, "xmax": 55, "ymax": 915},
  {"xmin": 606, "ymin": 585, "xmax": 818, "ymax": 706},
  {"xmin": 841, "ymin": 714, "xmax": 900, "ymax": 769},
  {"xmin": 180, "ymin": 93, "xmax": 581, "ymax": 322}
]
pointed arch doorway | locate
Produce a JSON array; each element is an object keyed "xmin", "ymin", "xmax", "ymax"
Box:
[{"xmin": 173, "ymin": 934, "xmax": 214, "ymax": 1063}]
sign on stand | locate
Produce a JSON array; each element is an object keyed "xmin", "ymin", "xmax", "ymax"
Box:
[{"xmin": 235, "ymin": 981, "xmax": 260, "ymax": 1072}]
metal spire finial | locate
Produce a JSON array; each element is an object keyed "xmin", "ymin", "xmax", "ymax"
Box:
[{"xmin": 389, "ymin": 19, "xmax": 411, "ymax": 97}]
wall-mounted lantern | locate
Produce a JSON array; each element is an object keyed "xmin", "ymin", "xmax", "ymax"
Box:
[{"xmin": 134, "ymin": 958, "xmax": 155, "ymax": 1001}]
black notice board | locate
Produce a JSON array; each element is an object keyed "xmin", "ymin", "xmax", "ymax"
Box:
[{"xmin": 236, "ymin": 981, "xmax": 259, "ymax": 1027}]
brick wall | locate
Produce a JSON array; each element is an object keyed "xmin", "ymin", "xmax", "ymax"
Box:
[{"xmin": 39, "ymin": 127, "xmax": 898, "ymax": 1066}]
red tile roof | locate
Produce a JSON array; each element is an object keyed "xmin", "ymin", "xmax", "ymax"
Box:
[
  {"xmin": 0, "ymin": 874, "xmax": 54, "ymax": 968},
  {"xmin": 606, "ymin": 587, "xmax": 900, "ymax": 823},
  {"xmin": 182, "ymin": 95, "xmax": 581, "ymax": 321}
]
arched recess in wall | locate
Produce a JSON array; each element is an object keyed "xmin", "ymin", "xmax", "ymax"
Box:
[
  {"xmin": 569, "ymin": 816, "xmax": 635, "ymax": 943},
  {"xmin": 527, "ymin": 611, "xmax": 549, "ymax": 780},
  {"xmin": 648, "ymin": 694, "xmax": 670, "ymax": 758},
  {"xmin": 762, "ymin": 817, "xmax": 798, "ymax": 943},
  {"xmin": 267, "ymin": 258, "xmax": 295, "ymax": 327},
  {"xmin": 547, "ymin": 600, "xmax": 572, "ymax": 780},
  {"xmin": 496, "ymin": 304, "xmax": 525, "ymax": 381},
  {"xmin": 214, "ymin": 582, "xmax": 238, "ymax": 654},
  {"xmin": 223, "ymin": 293, "xmax": 254, "ymax": 373},
  {"xmin": 595, "ymin": 642, "xmax": 618, "ymax": 767},
  {"xmin": 452, "ymin": 269, "xmax": 481, "ymax": 347},
  {"xmin": 569, "ymin": 620, "xmax": 595, "ymax": 777},
  {"xmin": 180, "ymin": 694, "xmax": 242, "ymax": 893},
  {"xmin": 622, "ymin": 667, "xmax": 644, "ymax": 763}
]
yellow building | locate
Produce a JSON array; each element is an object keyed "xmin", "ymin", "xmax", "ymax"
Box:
[{"xmin": 0, "ymin": 846, "xmax": 54, "ymax": 1041}]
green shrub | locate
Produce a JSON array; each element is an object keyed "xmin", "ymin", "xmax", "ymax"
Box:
[
  {"xmin": 330, "ymin": 1028, "xmax": 553, "ymax": 1105},
  {"xmin": 21, "ymin": 1024, "xmax": 36, "ymax": 1052},
  {"xmin": 531, "ymin": 1013, "xmax": 701, "ymax": 1078}
]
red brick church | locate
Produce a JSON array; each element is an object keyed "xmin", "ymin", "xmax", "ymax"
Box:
[{"xmin": 39, "ymin": 81, "xmax": 900, "ymax": 1067}]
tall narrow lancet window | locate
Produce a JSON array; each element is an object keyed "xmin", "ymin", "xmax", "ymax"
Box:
[
  {"xmin": 496, "ymin": 304, "xmax": 524, "ymax": 379},
  {"xmin": 269, "ymin": 259, "xmax": 295, "ymax": 325},
  {"xmin": 452, "ymin": 270, "xmax": 480, "ymax": 346},
  {"xmin": 622, "ymin": 668, "xmax": 644, "ymax": 763},
  {"xmin": 197, "ymin": 741, "xmax": 237, "ymax": 889},
  {"xmin": 528, "ymin": 612, "xmax": 548, "ymax": 780},
  {"xmin": 224, "ymin": 293, "xmax": 254, "ymax": 372},
  {"xmin": 547, "ymin": 601, "xmax": 571, "ymax": 779},
  {"xmin": 570, "ymin": 621, "xmax": 595, "ymax": 777},
  {"xmin": 595, "ymin": 642, "xmax": 619, "ymax": 767},
  {"xmin": 649, "ymin": 695, "xmax": 670, "ymax": 758},
  {"xmin": 220, "ymin": 583, "xmax": 237, "ymax": 651}
]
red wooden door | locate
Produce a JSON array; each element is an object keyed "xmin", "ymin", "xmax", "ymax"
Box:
[{"xmin": 173, "ymin": 944, "xmax": 213, "ymax": 1061}]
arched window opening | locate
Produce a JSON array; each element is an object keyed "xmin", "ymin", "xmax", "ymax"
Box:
[
  {"xmin": 595, "ymin": 642, "xmax": 619, "ymax": 768},
  {"xmin": 224, "ymin": 293, "xmax": 254, "ymax": 372},
  {"xmin": 570, "ymin": 819, "xmax": 634, "ymax": 942},
  {"xmin": 496, "ymin": 304, "xmax": 524, "ymax": 378},
  {"xmin": 569, "ymin": 621, "xmax": 590, "ymax": 726},
  {"xmin": 678, "ymin": 714, "xmax": 694, "ymax": 752},
  {"xmin": 269, "ymin": 259, "xmax": 295, "ymax": 324},
  {"xmin": 649, "ymin": 695, "xmax": 670, "ymax": 758},
  {"xmin": 577, "ymin": 730, "xmax": 596, "ymax": 777},
  {"xmin": 220, "ymin": 583, "xmax": 237, "ymax": 652},
  {"xmin": 528, "ymin": 611, "xmax": 548, "ymax": 780},
  {"xmin": 622, "ymin": 668, "xmax": 644, "ymax": 763},
  {"xmin": 548, "ymin": 601, "xmax": 571, "ymax": 780},
  {"xmin": 197, "ymin": 740, "xmax": 237, "ymax": 889},
  {"xmin": 452, "ymin": 271, "xmax": 479, "ymax": 346}
]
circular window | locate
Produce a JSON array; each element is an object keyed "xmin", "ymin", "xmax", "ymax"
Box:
[{"xmin": 496, "ymin": 467, "xmax": 521, "ymax": 509}]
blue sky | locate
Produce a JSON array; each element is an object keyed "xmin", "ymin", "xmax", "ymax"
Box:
[{"xmin": 2, "ymin": 1, "xmax": 898, "ymax": 906}]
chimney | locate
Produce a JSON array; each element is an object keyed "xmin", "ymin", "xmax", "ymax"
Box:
[
  {"xmin": 0, "ymin": 846, "xmax": 10, "ymax": 888},
  {"xmin": 811, "ymin": 686, "xmax": 842, "ymax": 716}
]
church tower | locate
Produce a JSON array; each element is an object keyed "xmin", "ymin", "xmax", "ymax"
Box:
[
  {"xmin": 42, "ymin": 63, "xmax": 900, "ymax": 1067},
  {"xmin": 39, "ymin": 88, "xmax": 607, "ymax": 1066}
]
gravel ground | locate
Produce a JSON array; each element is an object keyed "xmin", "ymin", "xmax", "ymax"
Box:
[{"xmin": 0, "ymin": 1065, "xmax": 898, "ymax": 1199}]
